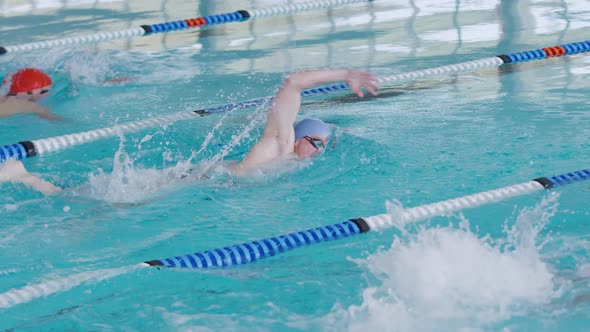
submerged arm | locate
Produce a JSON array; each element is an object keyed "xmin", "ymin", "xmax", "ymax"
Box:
[
  {"xmin": 0, "ymin": 97, "xmax": 59, "ymax": 120},
  {"xmin": 18, "ymin": 173, "xmax": 62, "ymax": 195},
  {"xmin": 0, "ymin": 160, "xmax": 62, "ymax": 195}
]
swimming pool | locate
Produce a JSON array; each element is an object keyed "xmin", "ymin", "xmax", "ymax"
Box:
[{"xmin": 0, "ymin": 0, "xmax": 589, "ymax": 330}]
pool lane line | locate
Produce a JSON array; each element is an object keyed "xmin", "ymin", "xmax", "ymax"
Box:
[
  {"xmin": 144, "ymin": 169, "xmax": 589, "ymax": 269},
  {"xmin": 0, "ymin": 0, "xmax": 369, "ymax": 56},
  {"xmin": 1, "ymin": 40, "xmax": 589, "ymax": 164},
  {"xmin": 0, "ymin": 0, "xmax": 127, "ymax": 16},
  {"xmin": 0, "ymin": 264, "xmax": 143, "ymax": 309},
  {"xmin": 0, "ymin": 169, "xmax": 586, "ymax": 308}
]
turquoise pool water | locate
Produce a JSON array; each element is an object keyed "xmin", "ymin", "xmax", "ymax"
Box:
[{"xmin": 1, "ymin": 0, "xmax": 589, "ymax": 330}]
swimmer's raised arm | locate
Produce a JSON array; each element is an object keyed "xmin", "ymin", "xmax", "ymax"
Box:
[
  {"xmin": 264, "ymin": 69, "xmax": 378, "ymax": 147},
  {"xmin": 232, "ymin": 69, "xmax": 378, "ymax": 175}
]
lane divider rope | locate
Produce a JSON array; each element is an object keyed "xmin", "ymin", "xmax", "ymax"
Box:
[
  {"xmin": 1, "ymin": 40, "xmax": 588, "ymax": 163},
  {"xmin": 0, "ymin": 169, "xmax": 586, "ymax": 307},
  {"xmin": 143, "ymin": 169, "xmax": 589, "ymax": 269},
  {"xmin": 0, "ymin": 0, "xmax": 369, "ymax": 55},
  {"xmin": 0, "ymin": 264, "xmax": 143, "ymax": 309}
]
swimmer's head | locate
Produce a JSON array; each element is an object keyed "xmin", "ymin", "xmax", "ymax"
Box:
[
  {"xmin": 293, "ymin": 117, "xmax": 331, "ymax": 160},
  {"xmin": 1, "ymin": 68, "xmax": 52, "ymax": 101}
]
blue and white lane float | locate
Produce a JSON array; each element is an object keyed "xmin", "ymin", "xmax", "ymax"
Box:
[
  {"xmin": 143, "ymin": 169, "xmax": 589, "ymax": 269},
  {"xmin": 0, "ymin": 0, "xmax": 369, "ymax": 55},
  {"xmin": 0, "ymin": 169, "xmax": 587, "ymax": 308},
  {"xmin": 1, "ymin": 40, "xmax": 589, "ymax": 164}
]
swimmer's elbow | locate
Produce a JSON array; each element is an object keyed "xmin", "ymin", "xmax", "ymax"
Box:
[{"xmin": 283, "ymin": 73, "xmax": 307, "ymax": 91}]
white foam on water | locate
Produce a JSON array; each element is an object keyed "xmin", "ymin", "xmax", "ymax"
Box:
[
  {"xmin": 323, "ymin": 193, "xmax": 563, "ymax": 331},
  {"xmin": 61, "ymin": 51, "xmax": 115, "ymax": 86},
  {"xmin": 85, "ymin": 137, "xmax": 185, "ymax": 204},
  {"xmin": 83, "ymin": 99, "xmax": 271, "ymax": 203},
  {"xmin": 577, "ymin": 264, "xmax": 590, "ymax": 279}
]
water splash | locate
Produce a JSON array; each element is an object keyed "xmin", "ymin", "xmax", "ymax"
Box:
[
  {"xmin": 325, "ymin": 194, "xmax": 562, "ymax": 331},
  {"xmin": 192, "ymin": 101, "xmax": 269, "ymax": 179},
  {"xmin": 85, "ymin": 134, "xmax": 185, "ymax": 204},
  {"xmin": 385, "ymin": 198, "xmax": 408, "ymax": 234},
  {"xmin": 83, "ymin": 98, "xmax": 272, "ymax": 203},
  {"xmin": 59, "ymin": 50, "xmax": 115, "ymax": 86}
]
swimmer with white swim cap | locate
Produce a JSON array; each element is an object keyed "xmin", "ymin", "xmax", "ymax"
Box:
[
  {"xmin": 231, "ymin": 69, "xmax": 378, "ymax": 176},
  {"xmin": 0, "ymin": 68, "xmax": 59, "ymax": 120}
]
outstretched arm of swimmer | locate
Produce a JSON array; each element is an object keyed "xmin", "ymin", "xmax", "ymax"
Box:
[
  {"xmin": 0, "ymin": 160, "xmax": 62, "ymax": 195},
  {"xmin": 0, "ymin": 97, "xmax": 59, "ymax": 120},
  {"xmin": 232, "ymin": 69, "xmax": 378, "ymax": 174}
]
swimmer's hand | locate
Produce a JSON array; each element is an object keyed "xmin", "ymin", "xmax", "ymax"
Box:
[
  {"xmin": 346, "ymin": 70, "xmax": 379, "ymax": 98},
  {"xmin": 33, "ymin": 106, "xmax": 60, "ymax": 121}
]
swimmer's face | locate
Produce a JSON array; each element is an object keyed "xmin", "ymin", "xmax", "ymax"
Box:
[
  {"xmin": 13, "ymin": 86, "xmax": 52, "ymax": 102},
  {"xmin": 294, "ymin": 135, "xmax": 328, "ymax": 160}
]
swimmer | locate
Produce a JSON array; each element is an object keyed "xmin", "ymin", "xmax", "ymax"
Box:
[
  {"xmin": 0, "ymin": 68, "xmax": 59, "ymax": 120},
  {"xmin": 230, "ymin": 69, "xmax": 378, "ymax": 176},
  {"xmin": 0, "ymin": 69, "xmax": 378, "ymax": 196}
]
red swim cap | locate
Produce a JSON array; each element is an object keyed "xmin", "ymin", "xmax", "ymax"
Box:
[{"xmin": 2, "ymin": 68, "xmax": 52, "ymax": 95}]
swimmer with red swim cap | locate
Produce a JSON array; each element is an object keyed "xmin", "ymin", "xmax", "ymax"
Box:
[
  {"xmin": 230, "ymin": 69, "xmax": 378, "ymax": 176},
  {"xmin": 0, "ymin": 68, "xmax": 62, "ymax": 194},
  {"xmin": 0, "ymin": 68, "xmax": 59, "ymax": 120}
]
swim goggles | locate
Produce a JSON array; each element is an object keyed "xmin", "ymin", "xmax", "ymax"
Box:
[{"xmin": 302, "ymin": 136, "xmax": 325, "ymax": 150}]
